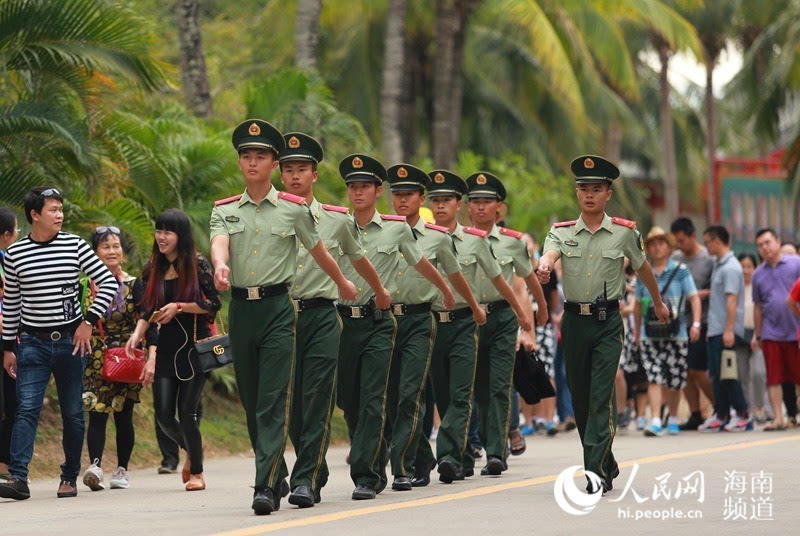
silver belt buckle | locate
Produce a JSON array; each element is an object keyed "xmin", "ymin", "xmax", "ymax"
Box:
[
  {"xmin": 292, "ymin": 299, "xmax": 301, "ymax": 313},
  {"xmin": 392, "ymin": 304, "xmax": 405, "ymax": 316},
  {"xmin": 246, "ymin": 287, "xmax": 260, "ymax": 300},
  {"xmin": 479, "ymin": 303, "xmax": 489, "ymax": 314},
  {"xmin": 350, "ymin": 306, "xmax": 363, "ymax": 319},
  {"xmin": 438, "ymin": 311, "xmax": 452, "ymax": 323},
  {"xmin": 579, "ymin": 303, "xmax": 592, "ymax": 316},
  {"xmin": 50, "ymin": 331, "xmax": 62, "ymax": 341}
]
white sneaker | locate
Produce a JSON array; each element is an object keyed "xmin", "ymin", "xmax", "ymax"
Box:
[
  {"xmin": 82, "ymin": 459, "xmax": 105, "ymax": 491},
  {"xmin": 109, "ymin": 467, "xmax": 129, "ymax": 489}
]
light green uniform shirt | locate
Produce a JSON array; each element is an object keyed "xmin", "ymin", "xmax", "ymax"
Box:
[
  {"xmin": 474, "ymin": 224, "xmax": 532, "ymax": 303},
  {"xmin": 339, "ymin": 210, "xmax": 423, "ymax": 306},
  {"xmin": 542, "ymin": 213, "xmax": 645, "ymax": 303},
  {"xmin": 209, "ymin": 186, "xmax": 320, "ymax": 288},
  {"xmin": 394, "ymin": 217, "xmax": 461, "ymax": 306},
  {"xmin": 292, "ymin": 198, "xmax": 365, "ymax": 300},
  {"xmin": 434, "ymin": 223, "xmax": 503, "ymax": 311}
]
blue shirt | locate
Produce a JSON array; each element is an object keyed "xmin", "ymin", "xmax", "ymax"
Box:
[
  {"xmin": 636, "ymin": 259, "xmax": 697, "ymax": 340},
  {"xmin": 708, "ymin": 251, "xmax": 745, "ymax": 339}
]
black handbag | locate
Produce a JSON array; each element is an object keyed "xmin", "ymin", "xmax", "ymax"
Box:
[
  {"xmin": 193, "ymin": 314, "xmax": 232, "ymax": 373},
  {"xmin": 514, "ymin": 347, "xmax": 556, "ymax": 405},
  {"xmin": 644, "ymin": 265, "xmax": 683, "ymax": 339}
]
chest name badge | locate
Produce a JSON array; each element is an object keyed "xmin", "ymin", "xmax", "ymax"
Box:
[
  {"xmin": 564, "ymin": 240, "xmax": 579, "ymax": 247},
  {"xmin": 225, "ymin": 216, "xmax": 240, "ymax": 223}
]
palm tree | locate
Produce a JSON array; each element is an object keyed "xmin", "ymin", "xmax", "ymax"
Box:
[
  {"xmin": 175, "ymin": 0, "xmax": 213, "ymax": 117},
  {"xmin": 380, "ymin": 0, "xmax": 408, "ymax": 164},
  {"xmin": 295, "ymin": 0, "xmax": 322, "ymax": 70}
]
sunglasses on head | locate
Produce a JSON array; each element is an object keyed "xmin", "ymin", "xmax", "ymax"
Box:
[
  {"xmin": 38, "ymin": 188, "xmax": 60, "ymax": 198},
  {"xmin": 94, "ymin": 226, "xmax": 121, "ymax": 235}
]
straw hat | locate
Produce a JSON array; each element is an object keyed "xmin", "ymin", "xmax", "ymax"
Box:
[{"xmin": 644, "ymin": 226, "xmax": 676, "ymax": 249}]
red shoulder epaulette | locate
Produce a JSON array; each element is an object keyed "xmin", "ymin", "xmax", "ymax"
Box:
[
  {"xmin": 425, "ymin": 222, "xmax": 449, "ymax": 233},
  {"xmin": 278, "ymin": 191, "xmax": 306, "ymax": 205},
  {"xmin": 321, "ymin": 203, "xmax": 349, "ymax": 214},
  {"xmin": 463, "ymin": 226, "xmax": 488, "ymax": 238},
  {"xmin": 499, "ymin": 227, "xmax": 523, "ymax": 239},
  {"xmin": 553, "ymin": 220, "xmax": 577, "ymax": 228},
  {"xmin": 611, "ymin": 217, "xmax": 636, "ymax": 229},
  {"xmin": 214, "ymin": 194, "xmax": 242, "ymax": 207},
  {"xmin": 380, "ymin": 214, "xmax": 406, "ymax": 222}
]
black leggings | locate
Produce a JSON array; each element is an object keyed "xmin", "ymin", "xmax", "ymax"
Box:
[
  {"xmin": 86, "ymin": 399, "xmax": 136, "ymax": 469},
  {"xmin": 0, "ymin": 370, "xmax": 17, "ymax": 465},
  {"xmin": 153, "ymin": 374, "xmax": 206, "ymax": 474}
]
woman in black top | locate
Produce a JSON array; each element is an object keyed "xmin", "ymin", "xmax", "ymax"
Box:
[
  {"xmin": 0, "ymin": 207, "xmax": 20, "ymax": 480},
  {"xmin": 125, "ymin": 209, "xmax": 220, "ymax": 491}
]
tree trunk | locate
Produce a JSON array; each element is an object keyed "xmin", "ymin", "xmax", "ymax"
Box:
[
  {"xmin": 705, "ymin": 51, "xmax": 717, "ymax": 224},
  {"xmin": 380, "ymin": 0, "xmax": 407, "ymax": 164},
  {"xmin": 294, "ymin": 0, "xmax": 322, "ymax": 71},
  {"xmin": 604, "ymin": 117, "xmax": 622, "ymax": 165},
  {"xmin": 659, "ymin": 45, "xmax": 679, "ymax": 222},
  {"xmin": 175, "ymin": 0, "xmax": 212, "ymax": 118}
]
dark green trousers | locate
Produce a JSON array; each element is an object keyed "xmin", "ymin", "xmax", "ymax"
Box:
[
  {"xmin": 417, "ymin": 315, "xmax": 479, "ymax": 472},
  {"xmin": 560, "ymin": 310, "xmax": 623, "ymax": 480},
  {"xmin": 475, "ymin": 307, "xmax": 517, "ymax": 462},
  {"xmin": 383, "ymin": 312, "xmax": 436, "ymax": 477},
  {"xmin": 229, "ymin": 293, "xmax": 296, "ymax": 492},
  {"xmin": 337, "ymin": 314, "xmax": 397, "ymax": 489},
  {"xmin": 288, "ymin": 305, "xmax": 341, "ymax": 491}
]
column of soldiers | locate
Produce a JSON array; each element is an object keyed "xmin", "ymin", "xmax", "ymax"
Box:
[{"xmin": 210, "ymin": 119, "xmax": 669, "ymax": 515}]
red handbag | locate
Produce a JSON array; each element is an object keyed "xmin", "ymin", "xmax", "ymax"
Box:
[{"xmin": 99, "ymin": 320, "xmax": 145, "ymax": 384}]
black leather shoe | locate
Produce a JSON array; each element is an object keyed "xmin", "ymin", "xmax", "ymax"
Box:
[
  {"xmin": 280, "ymin": 478, "xmax": 290, "ymax": 498},
  {"xmin": 481, "ymin": 456, "xmax": 504, "ymax": 476},
  {"xmin": 352, "ymin": 484, "xmax": 376, "ymax": 500},
  {"xmin": 464, "ymin": 468, "xmax": 474, "ymax": 478},
  {"xmin": 252, "ymin": 488, "xmax": 276, "ymax": 515},
  {"xmin": 375, "ymin": 470, "xmax": 388, "ymax": 494},
  {"xmin": 438, "ymin": 460, "xmax": 459, "ymax": 484},
  {"xmin": 0, "ymin": 477, "xmax": 30, "ymax": 500},
  {"xmin": 392, "ymin": 476, "xmax": 412, "ymax": 491},
  {"xmin": 314, "ymin": 489, "xmax": 321, "ymax": 504},
  {"xmin": 603, "ymin": 465, "xmax": 620, "ymax": 494},
  {"xmin": 411, "ymin": 474, "xmax": 430, "ymax": 487},
  {"xmin": 288, "ymin": 485, "xmax": 315, "ymax": 508}
]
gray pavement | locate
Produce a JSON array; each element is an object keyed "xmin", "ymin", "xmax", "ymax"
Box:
[{"xmin": 2, "ymin": 428, "xmax": 799, "ymax": 535}]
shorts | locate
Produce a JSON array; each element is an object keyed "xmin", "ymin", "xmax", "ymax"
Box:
[
  {"xmin": 620, "ymin": 324, "xmax": 640, "ymax": 375},
  {"xmin": 686, "ymin": 324, "xmax": 708, "ymax": 371},
  {"xmin": 640, "ymin": 338, "xmax": 689, "ymax": 390},
  {"xmin": 761, "ymin": 340, "xmax": 800, "ymax": 385},
  {"xmin": 536, "ymin": 323, "xmax": 556, "ymax": 379}
]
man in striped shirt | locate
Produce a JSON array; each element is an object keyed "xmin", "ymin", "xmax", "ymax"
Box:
[{"xmin": 0, "ymin": 187, "xmax": 118, "ymax": 500}]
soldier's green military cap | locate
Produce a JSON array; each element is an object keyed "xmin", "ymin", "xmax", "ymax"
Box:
[
  {"xmin": 570, "ymin": 155, "xmax": 619, "ymax": 185},
  {"xmin": 426, "ymin": 170, "xmax": 467, "ymax": 199},
  {"xmin": 465, "ymin": 172, "xmax": 506, "ymax": 201},
  {"xmin": 279, "ymin": 132, "xmax": 324, "ymax": 164},
  {"xmin": 338, "ymin": 153, "xmax": 386, "ymax": 185},
  {"xmin": 232, "ymin": 119, "xmax": 285, "ymax": 155},
  {"xmin": 386, "ymin": 164, "xmax": 430, "ymax": 192}
]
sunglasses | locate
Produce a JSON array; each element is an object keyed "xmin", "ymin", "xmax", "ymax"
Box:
[
  {"xmin": 38, "ymin": 188, "xmax": 61, "ymax": 198},
  {"xmin": 94, "ymin": 226, "xmax": 121, "ymax": 235}
]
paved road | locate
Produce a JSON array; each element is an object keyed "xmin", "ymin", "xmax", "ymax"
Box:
[{"xmin": 3, "ymin": 429, "xmax": 799, "ymax": 535}]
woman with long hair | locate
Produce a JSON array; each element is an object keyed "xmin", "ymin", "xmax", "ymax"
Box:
[{"xmin": 125, "ymin": 209, "xmax": 220, "ymax": 491}]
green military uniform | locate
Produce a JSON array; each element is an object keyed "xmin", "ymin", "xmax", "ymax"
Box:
[
  {"xmin": 334, "ymin": 154, "xmax": 424, "ymax": 496},
  {"xmin": 415, "ymin": 170, "xmax": 505, "ymax": 482},
  {"xmin": 542, "ymin": 155, "xmax": 646, "ymax": 491},
  {"xmin": 277, "ymin": 134, "xmax": 365, "ymax": 502},
  {"xmin": 466, "ymin": 172, "xmax": 532, "ymax": 475},
  {"xmin": 381, "ymin": 164, "xmax": 462, "ymax": 487},
  {"xmin": 209, "ymin": 120, "xmax": 321, "ymax": 501}
]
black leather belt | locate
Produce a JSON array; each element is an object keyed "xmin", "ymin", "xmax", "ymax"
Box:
[
  {"xmin": 231, "ymin": 283, "xmax": 288, "ymax": 301},
  {"xmin": 391, "ymin": 303, "xmax": 431, "ymax": 316},
  {"xmin": 21, "ymin": 328, "xmax": 74, "ymax": 342},
  {"xmin": 564, "ymin": 300, "xmax": 620, "ymax": 316},
  {"xmin": 336, "ymin": 303, "xmax": 379, "ymax": 319},
  {"xmin": 480, "ymin": 300, "xmax": 510, "ymax": 314},
  {"xmin": 293, "ymin": 297, "xmax": 335, "ymax": 312},
  {"xmin": 436, "ymin": 307, "xmax": 473, "ymax": 323}
]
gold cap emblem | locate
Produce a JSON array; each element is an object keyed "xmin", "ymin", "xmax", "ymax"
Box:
[
  {"xmin": 584, "ymin": 157, "xmax": 594, "ymax": 169},
  {"xmin": 248, "ymin": 122, "xmax": 261, "ymax": 136},
  {"xmin": 476, "ymin": 174, "xmax": 487, "ymax": 185},
  {"xmin": 397, "ymin": 167, "xmax": 408, "ymax": 178},
  {"xmin": 288, "ymin": 136, "xmax": 300, "ymax": 148},
  {"xmin": 434, "ymin": 173, "xmax": 445, "ymax": 184},
  {"xmin": 352, "ymin": 156, "xmax": 363, "ymax": 169}
]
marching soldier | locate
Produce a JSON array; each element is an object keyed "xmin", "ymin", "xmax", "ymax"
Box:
[
  {"xmin": 414, "ymin": 170, "xmax": 532, "ymax": 485},
  {"xmin": 209, "ymin": 120, "xmax": 356, "ymax": 515},
  {"xmin": 464, "ymin": 172, "xmax": 548, "ymax": 476},
  {"xmin": 537, "ymin": 155, "xmax": 669, "ymax": 493},
  {"xmin": 277, "ymin": 133, "xmax": 391, "ymax": 507},
  {"xmin": 335, "ymin": 154, "xmax": 455, "ymax": 501},
  {"xmin": 383, "ymin": 164, "xmax": 486, "ymax": 491}
]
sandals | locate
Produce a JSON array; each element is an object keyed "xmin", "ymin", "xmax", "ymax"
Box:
[
  {"xmin": 509, "ymin": 429, "xmax": 526, "ymax": 456},
  {"xmin": 763, "ymin": 421, "xmax": 787, "ymax": 432}
]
